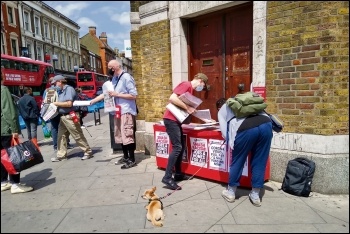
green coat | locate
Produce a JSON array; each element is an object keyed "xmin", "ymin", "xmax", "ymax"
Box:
[{"xmin": 1, "ymin": 85, "xmax": 20, "ymax": 136}]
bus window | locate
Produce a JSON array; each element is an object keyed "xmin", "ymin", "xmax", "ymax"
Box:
[
  {"xmin": 1, "ymin": 59, "xmax": 10, "ymax": 68},
  {"xmin": 80, "ymin": 85, "xmax": 94, "ymax": 91},
  {"xmin": 77, "ymin": 73, "xmax": 93, "ymax": 82}
]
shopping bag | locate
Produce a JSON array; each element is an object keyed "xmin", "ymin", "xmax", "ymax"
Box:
[
  {"xmin": 1, "ymin": 138, "xmax": 44, "ymax": 174},
  {"xmin": 42, "ymin": 120, "xmax": 51, "ymax": 138}
]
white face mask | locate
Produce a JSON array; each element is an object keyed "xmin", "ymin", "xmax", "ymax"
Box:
[{"xmin": 195, "ymin": 85, "xmax": 204, "ymax": 92}]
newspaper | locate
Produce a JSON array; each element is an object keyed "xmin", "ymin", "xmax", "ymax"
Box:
[
  {"xmin": 166, "ymin": 103, "xmax": 189, "ymax": 123},
  {"xmin": 73, "ymin": 100, "xmax": 91, "ymax": 106},
  {"xmin": 178, "ymin": 92, "xmax": 202, "ymax": 108},
  {"xmin": 102, "ymin": 81, "xmax": 116, "ymax": 112},
  {"xmin": 192, "ymin": 109, "xmax": 212, "ymax": 122}
]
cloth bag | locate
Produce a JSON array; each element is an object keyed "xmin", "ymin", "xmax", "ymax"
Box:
[{"xmin": 1, "ymin": 138, "xmax": 44, "ymax": 174}]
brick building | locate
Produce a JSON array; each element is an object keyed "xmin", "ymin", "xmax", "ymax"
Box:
[
  {"xmin": 130, "ymin": 1, "xmax": 349, "ymax": 194},
  {"xmin": 79, "ymin": 26, "xmax": 116, "ymax": 75}
]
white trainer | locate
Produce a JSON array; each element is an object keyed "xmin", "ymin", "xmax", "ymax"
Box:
[
  {"xmin": 11, "ymin": 184, "xmax": 34, "ymax": 194},
  {"xmin": 1, "ymin": 182, "xmax": 12, "ymax": 192},
  {"xmin": 222, "ymin": 189, "xmax": 235, "ymax": 203},
  {"xmin": 249, "ymin": 192, "xmax": 261, "ymax": 207}
]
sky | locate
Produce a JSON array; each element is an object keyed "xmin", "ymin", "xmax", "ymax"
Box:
[{"xmin": 43, "ymin": 1, "xmax": 131, "ymax": 52}]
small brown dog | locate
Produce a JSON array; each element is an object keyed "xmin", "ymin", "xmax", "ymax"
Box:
[{"xmin": 141, "ymin": 186, "xmax": 165, "ymax": 227}]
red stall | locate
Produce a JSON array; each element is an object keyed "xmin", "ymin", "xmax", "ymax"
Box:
[{"xmin": 154, "ymin": 123, "xmax": 270, "ymax": 188}]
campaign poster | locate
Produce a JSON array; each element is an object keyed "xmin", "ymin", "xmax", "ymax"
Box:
[
  {"xmin": 181, "ymin": 134, "xmax": 189, "ymax": 163},
  {"xmin": 155, "ymin": 131, "xmax": 170, "ymax": 158},
  {"xmin": 227, "ymin": 146, "xmax": 249, "ymax": 176},
  {"xmin": 208, "ymin": 139, "xmax": 226, "ymax": 171},
  {"xmin": 189, "ymin": 137, "xmax": 208, "ymax": 167}
]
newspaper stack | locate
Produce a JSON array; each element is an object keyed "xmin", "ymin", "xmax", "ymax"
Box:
[
  {"xmin": 166, "ymin": 92, "xmax": 203, "ymax": 123},
  {"xmin": 42, "ymin": 103, "xmax": 58, "ymax": 121}
]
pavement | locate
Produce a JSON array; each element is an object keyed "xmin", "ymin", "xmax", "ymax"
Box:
[{"xmin": 1, "ymin": 114, "xmax": 349, "ymax": 233}]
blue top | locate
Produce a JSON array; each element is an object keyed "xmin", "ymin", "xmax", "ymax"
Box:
[
  {"xmin": 111, "ymin": 72, "xmax": 138, "ymax": 116},
  {"xmin": 57, "ymin": 85, "xmax": 76, "ymax": 114}
]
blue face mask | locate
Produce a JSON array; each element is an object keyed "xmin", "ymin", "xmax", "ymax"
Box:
[
  {"xmin": 195, "ymin": 85, "xmax": 204, "ymax": 92},
  {"xmin": 55, "ymin": 86, "xmax": 61, "ymax": 92}
]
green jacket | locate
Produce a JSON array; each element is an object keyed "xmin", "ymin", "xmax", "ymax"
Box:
[{"xmin": 1, "ymin": 85, "xmax": 20, "ymax": 136}]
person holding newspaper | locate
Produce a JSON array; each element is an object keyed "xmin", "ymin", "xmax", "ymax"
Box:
[{"xmin": 162, "ymin": 73, "xmax": 208, "ymax": 190}]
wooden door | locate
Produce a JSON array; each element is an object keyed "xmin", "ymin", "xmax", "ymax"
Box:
[{"xmin": 188, "ymin": 3, "xmax": 253, "ymax": 121}]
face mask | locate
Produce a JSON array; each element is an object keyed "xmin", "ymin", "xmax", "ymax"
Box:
[
  {"xmin": 108, "ymin": 68, "xmax": 114, "ymax": 76},
  {"xmin": 55, "ymin": 86, "xmax": 61, "ymax": 92},
  {"xmin": 195, "ymin": 85, "xmax": 204, "ymax": 92}
]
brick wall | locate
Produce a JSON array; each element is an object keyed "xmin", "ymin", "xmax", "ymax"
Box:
[
  {"xmin": 131, "ymin": 20, "xmax": 172, "ymax": 122},
  {"xmin": 266, "ymin": 1, "xmax": 349, "ymax": 135}
]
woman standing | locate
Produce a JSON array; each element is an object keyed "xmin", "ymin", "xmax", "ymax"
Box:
[{"xmin": 1, "ymin": 69, "xmax": 33, "ymax": 194}]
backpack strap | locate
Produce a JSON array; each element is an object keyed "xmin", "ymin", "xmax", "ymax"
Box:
[{"xmin": 225, "ymin": 116, "xmax": 236, "ymax": 153}]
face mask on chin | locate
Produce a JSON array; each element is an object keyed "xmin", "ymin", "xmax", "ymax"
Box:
[{"xmin": 108, "ymin": 68, "xmax": 114, "ymax": 76}]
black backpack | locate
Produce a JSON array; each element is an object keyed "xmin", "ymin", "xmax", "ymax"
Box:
[{"xmin": 281, "ymin": 157, "xmax": 316, "ymax": 197}]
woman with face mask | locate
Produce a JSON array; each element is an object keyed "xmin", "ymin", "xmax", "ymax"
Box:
[{"xmin": 161, "ymin": 73, "xmax": 208, "ymax": 190}]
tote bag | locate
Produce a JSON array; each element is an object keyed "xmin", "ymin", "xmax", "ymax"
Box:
[{"xmin": 1, "ymin": 138, "xmax": 44, "ymax": 174}]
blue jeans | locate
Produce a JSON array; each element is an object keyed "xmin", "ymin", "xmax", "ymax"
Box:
[
  {"xmin": 163, "ymin": 119, "xmax": 185, "ymax": 180},
  {"xmin": 229, "ymin": 122, "xmax": 273, "ymax": 188},
  {"xmin": 24, "ymin": 118, "xmax": 38, "ymax": 140},
  {"xmin": 50, "ymin": 115, "xmax": 60, "ymax": 150}
]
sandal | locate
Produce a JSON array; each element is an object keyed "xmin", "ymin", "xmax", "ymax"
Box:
[{"xmin": 121, "ymin": 160, "xmax": 136, "ymax": 169}]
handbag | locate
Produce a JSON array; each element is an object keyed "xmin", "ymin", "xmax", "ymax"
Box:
[
  {"xmin": 1, "ymin": 137, "xmax": 44, "ymax": 174},
  {"xmin": 265, "ymin": 111, "xmax": 284, "ymax": 132},
  {"xmin": 42, "ymin": 120, "xmax": 51, "ymax": 138}
]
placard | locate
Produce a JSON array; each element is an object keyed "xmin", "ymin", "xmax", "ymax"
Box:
[
  {"xmin": 189, "ymin": 137, "xmax": 208, "ymax": 167},
  {"xmin": 155, "ymin": 131, "xmax": 170, "ymax": 158},
  {"xmin": 208, "ymin": 139, "xmax": 226, "ymax": 171}
]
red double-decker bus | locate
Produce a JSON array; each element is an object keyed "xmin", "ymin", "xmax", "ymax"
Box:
[
  {"xmin": 76, "ymin": 71, "xmax": 108, "ymax": 98},
  {"xmin": 1, "ymin": 54, "xmax": 55, "ymax": 108}
]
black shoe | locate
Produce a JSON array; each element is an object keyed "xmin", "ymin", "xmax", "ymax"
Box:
[
  {"xmin": 115, "ymin": 157, "xmax": 129, "ymax": 165},
  {"xmin": 174, "ymin": 174, "xmax": 193, "ymax": 181},
  {"xmin": 121, "ymin": 160, "xmax": 137, "ymax": 169},
  {"xmin": 161, "ymin": 178, "xmax": 182, "ymax": 190}
]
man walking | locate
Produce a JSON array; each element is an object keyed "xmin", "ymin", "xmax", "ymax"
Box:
[{"xmin": 50, "ymin": 75, "xmax": 93, "ymax": 162}]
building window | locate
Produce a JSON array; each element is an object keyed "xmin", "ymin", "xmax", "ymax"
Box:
[
  {"xmin": 26, "ymin": 42, "xmax": 32, "ymax": 58},
  {"xmin": 67, "ymin": 33, "xmax": 71, "ymax": 46},
  {"xmin": 11, "ymin": 39, "xmax": 18, "ymax": 56},
  {"xmin": 68, "ymin": 56, "xmax": 71, "ymax": 70},
  {"xmin": 34, "ymin": 16, "xmax": 40, "ymax": 35},
  {"xmin": 53, "ymin": 25, "xmax": 57, "ymax": 41},
  {"xmin": 44, "ymin": 22, "xmax": 49, "ymax": 38},
  {"xmin": 59, "ymin": 29, "xmax": 64, "ymax": 44},
  {"xmin": 72, "ymin": 36, "xmax": 76, "ymax": 49},
  {"xmin": 1, "ymin": 34, "xmax": 7, "ymax": 54},
  {"xmin": 24, "ymin": 11, "xmax": 30, "ymax": 31},
  {"xmin": 37, "ymin": 46, "xmax": 42, "ymax": 61},
  {"xmin": 7, "ymin": 6, "xmax": 14, "ymax": 24},
  {"xmin": 61, "ymin": 53, "xmax": 65, "ymax": 69}
]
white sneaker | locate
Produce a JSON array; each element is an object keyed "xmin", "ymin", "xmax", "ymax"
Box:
[
  {"xmin": 222, "ymin": 189, "xmax": 235, "ymax": 202},
  {"xmin": 1, "ymin": 182, "xmax": 12, "ymax": 192},
  {"xmin": 249, "ymin": 192, "xmax": 261, "ymax": 207},
  {"xmin": 81, "ymin": 154, "xmax": 93, "ymax": 160},
  {"xmin": 11, "ymin": 184, "xmax": 34, "ymax": 194}
]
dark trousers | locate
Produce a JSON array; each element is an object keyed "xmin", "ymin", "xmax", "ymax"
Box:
[
  {"xmin": 24, "ymin": 118, "xmax": 38, "ymax": 140},
  {"xmin": 163, "ymin": 119, "xmax": 185, "ymax": 180},
  {"xmin": 1, "ymin": 136, "xmax": 20, "ymax": 183},
  {"xmin": 50, "ymin": 115, "xmax": 61, "ymax": 150}
]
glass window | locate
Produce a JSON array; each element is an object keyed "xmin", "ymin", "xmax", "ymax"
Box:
[
  {"xmin": 44, "ymin": 22, "xmax": 49, "ymax": 38},
  {"xmin": 24, "ymin": 11, "xmax": 29, "ymax": 31},
  {"xmin": 67, "ymin": 33, "xmax": 71, "ymax": 46},
  {"xmin": 78, "ymin": 73, "xmax": 93, "ymax": 82},
  {"xmin": 1, "ymin": 34, "xmax": 6, "ymax": 54},
  {"xmin": 11, "ymin": 39, "xmax": 17, "ymax": 56},
  {"xmin": 8, "ymin": 7, "xmax": 14, "ymax": 24},
  {"xmin": 53, "ymin": 26, "xmax": 57, "ymax": 41},
  {"xmin": 80, "ymin": 85, "xmax": 94, "ymax": 90},
  {"xmin": 59, "ymin": 29, "xmax": 64, "ymax": 44},
  {"xmin": 34, "ymin": 17, "xmax": 40, "ymax": 35},
  {"xmin": 37, "ymin": 46, "xmax": 42, "ymax": 61},
  {"xmin": 61, "ymin": 53, "xmax": 65, "ymax": 69}
]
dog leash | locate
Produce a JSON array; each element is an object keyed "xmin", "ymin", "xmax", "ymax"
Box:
[{"xmin": 159, "ymin": 161, "xmax": 206, "ymax": 200}]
